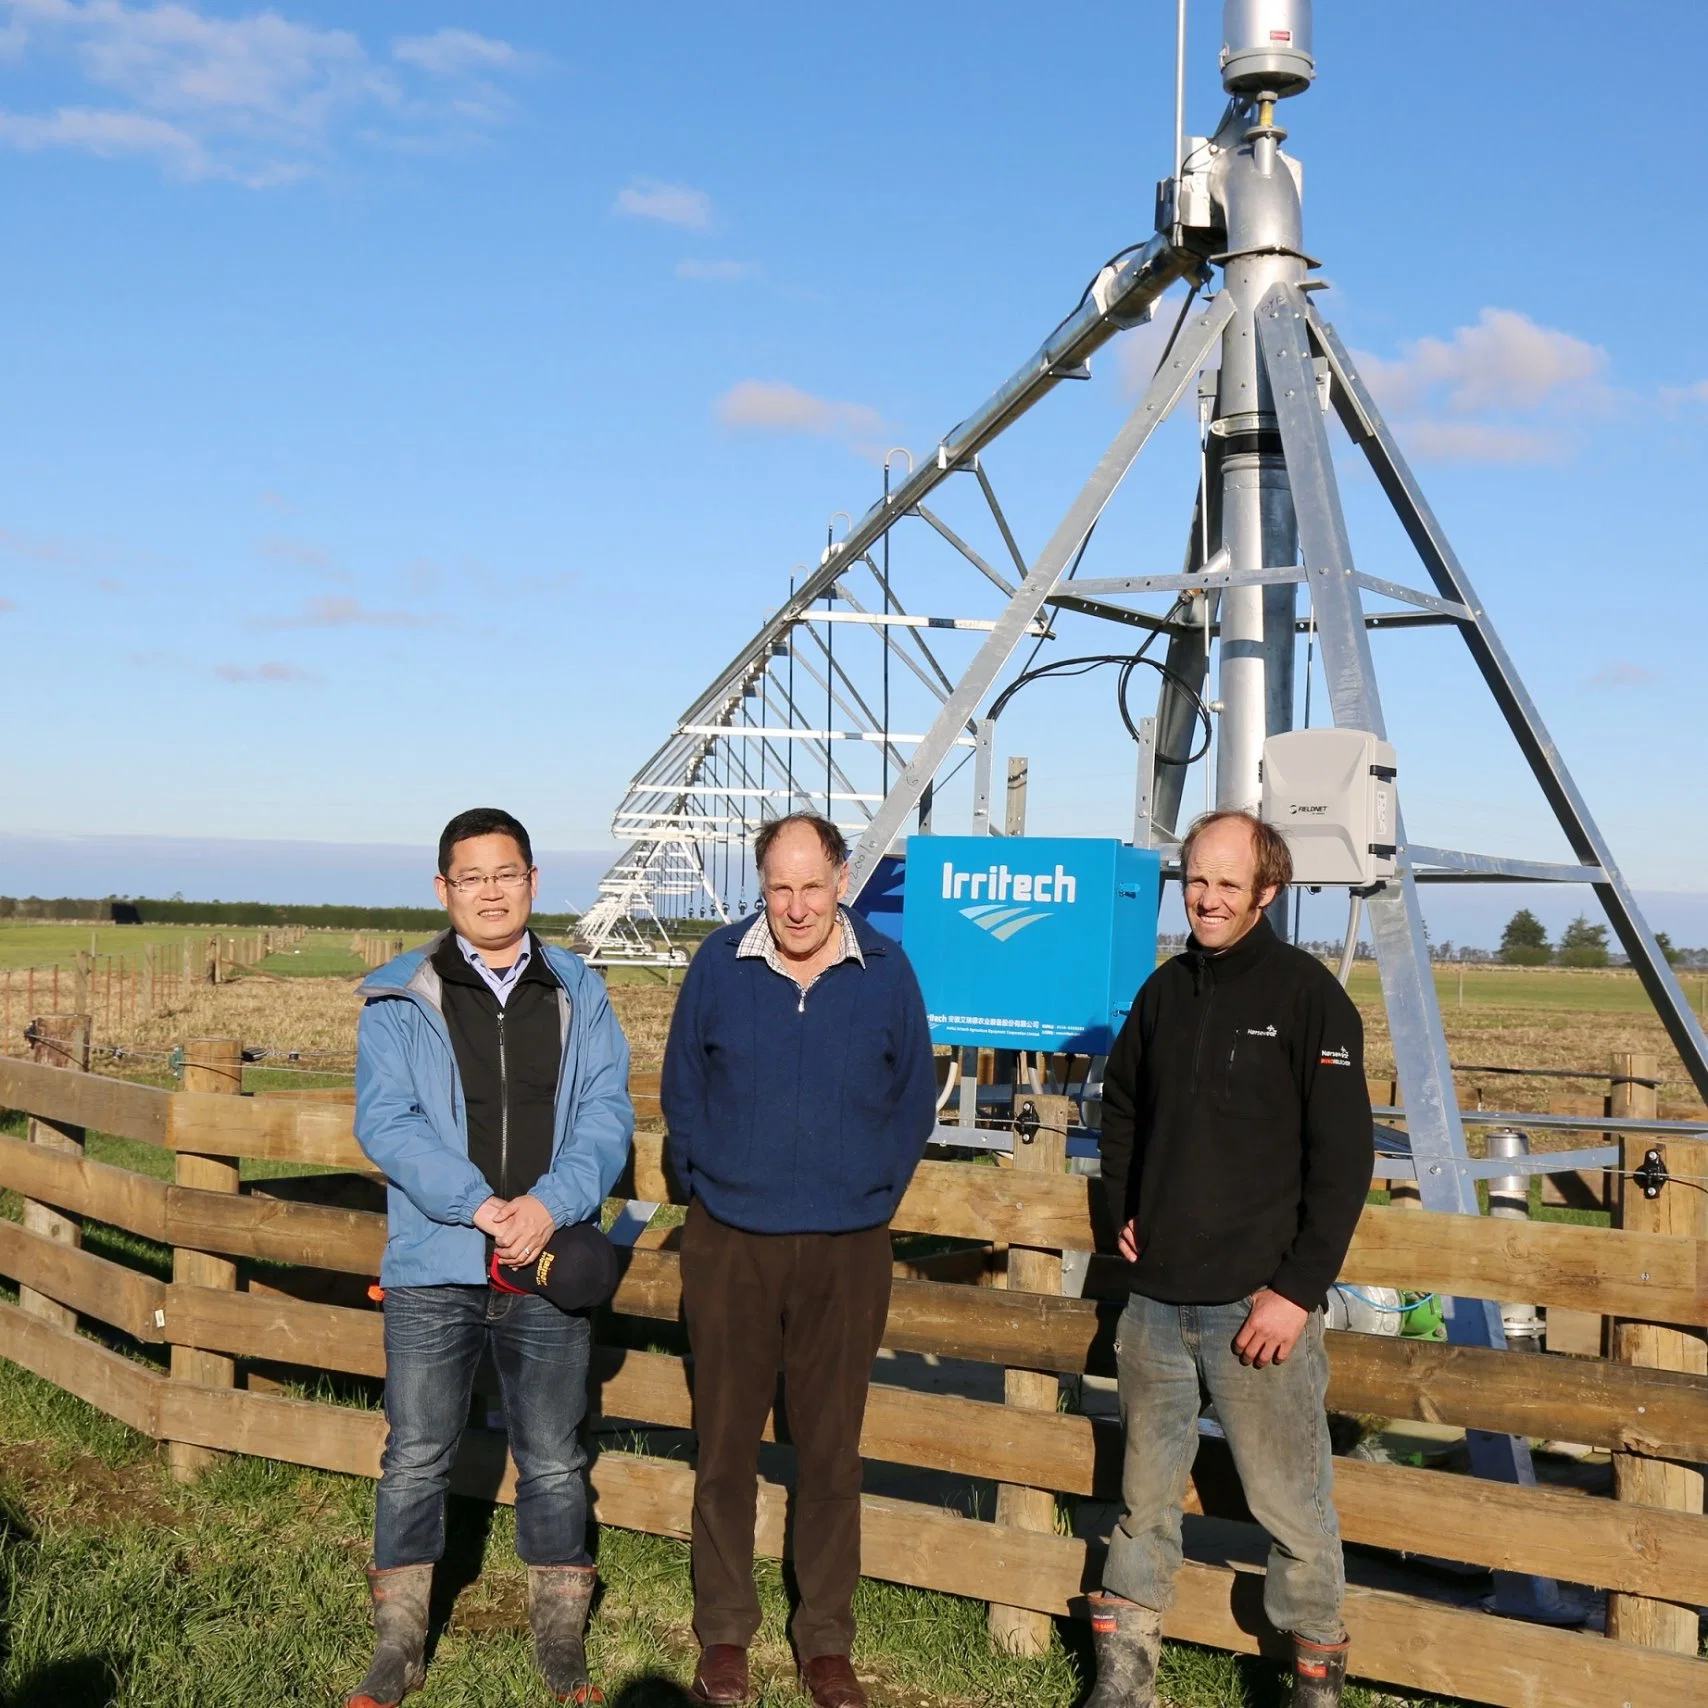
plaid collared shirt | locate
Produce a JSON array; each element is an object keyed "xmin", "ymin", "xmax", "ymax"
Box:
[{"xmin": 736, "ymin": 907, "xmax": 865, "ymax": 1012}]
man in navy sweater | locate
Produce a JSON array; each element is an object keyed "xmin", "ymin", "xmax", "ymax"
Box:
[{"xmin": 662, "ymin": 813, "xmax": 936, "ymax": 1708}]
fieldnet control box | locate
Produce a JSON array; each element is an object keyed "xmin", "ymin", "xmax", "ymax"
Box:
[
  {"xmin": 1260, "ymin": 727, "xmax": 1398, "ymax": 886},
  {"xmin": 900, "ymin": 836, "xmax": 1160, "ymax": 1054}
]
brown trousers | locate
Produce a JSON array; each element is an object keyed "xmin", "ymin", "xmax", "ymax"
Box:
[{"xmin": 679, "ymin": 1198, "xmax": 893, "ymax": 1659}]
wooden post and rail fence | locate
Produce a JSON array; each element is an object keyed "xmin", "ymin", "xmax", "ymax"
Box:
[{"xmin": 0, "ymin": 1043, "xmax": 1704, "ymax": 1705}]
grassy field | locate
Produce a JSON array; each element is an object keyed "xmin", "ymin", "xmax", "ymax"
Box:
[{"xmin": 0, "ymin": 1343, "xmax": 1456, "ymax": 1708}]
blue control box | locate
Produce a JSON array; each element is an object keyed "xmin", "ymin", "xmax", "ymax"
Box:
[{"xmin": 900, "ymin": 836, "xmax": 1160, "ymax": 1053}]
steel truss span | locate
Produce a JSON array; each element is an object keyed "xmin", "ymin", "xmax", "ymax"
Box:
[{"xmin": 584, "ymin": 1, "xmax": 1708, "ymax": 1618}]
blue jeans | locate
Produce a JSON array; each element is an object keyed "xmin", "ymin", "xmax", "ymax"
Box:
[
  {"xmin": 375, "ymin": 1285, "xmax": 593, "ymax": 1570},
  {"xmin": 1103, "ymin": 1292, "xmax": 1344, "ymax": 1644}
]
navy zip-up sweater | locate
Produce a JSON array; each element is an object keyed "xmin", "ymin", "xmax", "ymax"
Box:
[{"xmin": 661, "ymin": 910, "xmax": 937, "ymax": 1234}]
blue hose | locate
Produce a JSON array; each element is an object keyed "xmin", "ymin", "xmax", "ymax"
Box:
[{"xmin": 1339, "ymin": 1285, "xmax": 1438, "ymax": 1314}]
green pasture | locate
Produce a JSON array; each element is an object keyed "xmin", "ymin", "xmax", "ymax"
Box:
[
  {"xmin": 1345, "ymin": 962, "xmax": 1708, "ymax": 1017},
  {"xmin": 0, "ymin": 923, "xmax": 383, "ymax": 981}
]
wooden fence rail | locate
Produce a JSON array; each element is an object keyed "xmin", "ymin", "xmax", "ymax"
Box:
[{"xmin": 1, "ymin": 1050, "xmax": 1705, "ymax": 1706}]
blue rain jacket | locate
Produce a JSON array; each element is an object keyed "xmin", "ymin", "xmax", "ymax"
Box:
[{"xmin": 355, "ymin": 934, "xmax": 634, "ymax": 1287}]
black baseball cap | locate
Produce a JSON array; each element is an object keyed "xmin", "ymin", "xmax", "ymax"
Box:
[{"xmin": 489, "ymin": 1220, "xmax": 619, "ymax": 1313}]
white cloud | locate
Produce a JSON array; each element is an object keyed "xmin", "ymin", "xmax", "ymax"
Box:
[
  {"xmin": 1389, "ymin": 420, "xmax": 1564, "ymax": 466},
  {"xmin": 256, "ymin": 534, "xmax": 330, "ymax": 569},
  {"xmin": 0, "ymin": 524, "xmax": 87, "ymax": 564},
  {"xmin": 1115, "ymin": 307, "xmax": 1191, "ymax": 393},
  {"xmin": 1357, "ymin": 309, "xmax": 1608, "ymax": 417},
  {"xmin": 714, "ymin": 380, "xmax": 883, "ymax": 447},
  {"xmin": 1661, "ymin": 378, "xmax": 1708, "ymax": 409},
  {"xmin": 1587, "ymin": 660, "xmax": 1658, "ymax": 690},
  {"xmin": 393, "ymin": 28, "xmax": 517, "ymax": 77},
  {"xmin": 1350, "ymin": 308, "xmax": 1612, "ymax": 466},
  {"xmin": 676, "ymin": 258, "xmax": 758, "ymax": 283},
  {"xmin": 215, "ymin": 659, "xmax": 316, "ymax": 683},
  {"xmin": 614, "ymin": 176, "xmax": 710, "ymax": 230},
  {"xmin": 262, "ymin": 594, "xmax": 430, "ymax": 629},
  {"xmin": 0, "ymin": 2, "xmax": 528, "ymax": 185},
  {"xmin": 0, "ymin": 102, "xmax": 207, "ymax": 170}
]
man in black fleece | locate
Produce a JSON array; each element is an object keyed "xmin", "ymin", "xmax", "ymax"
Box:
[{"xmin": 1085, "ymin": 810, "xmax": 1371, "ymax": 1708}]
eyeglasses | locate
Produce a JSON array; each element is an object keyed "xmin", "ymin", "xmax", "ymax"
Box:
[{"xmin": 442, "ymin": 869, "xmax": 533, "ymax": 895}]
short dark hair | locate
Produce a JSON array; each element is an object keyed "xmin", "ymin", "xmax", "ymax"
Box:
[
  {"xmin": 753, "ymin": 812, "xmax": 848, "ymax": 874},
  {"xmin": 1180, "ymin": 809, "xmax": 1293, "ymax": 900},
  {"xmin": 438, "ymin": 808, "xmax": 533, "ymax": 876}
]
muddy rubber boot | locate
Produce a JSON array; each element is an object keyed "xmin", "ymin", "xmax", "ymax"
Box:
[
  {"xmin": 345, "ymin": 1563, "xmax": 431, "ymax": 1708},
  {"xmin": 1291, "ymin": 1633, "xmax": 1349, "ymax": 1707},
  {"xmin": 1083, "ymin": 1593, "xmax": 1163, "ymax": 1708},
  {"xmin": 529, "ymin": 1563, "xmax": 603, "ymax": 1705}
]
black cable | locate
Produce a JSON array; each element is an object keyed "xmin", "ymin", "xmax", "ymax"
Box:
[
  {"xmin": 1150, "ymin": 280, "xmax": 1200, "ymax": 374},
  {"xmin": 985, "ymin": 645, "xmax": 1212, "ymax": 765}
]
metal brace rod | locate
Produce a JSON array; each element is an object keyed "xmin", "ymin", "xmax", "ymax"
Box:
[
  {"xmin": 1404, "ymin": 845, "xmax": 1605, "ymax": 884},
  {"xmin": 1260, "ymin": 282, "xmax": 1565, "ymax": 1617},
  {"xmin": 854, "ymin": 557, "xmax": 962, "ymax": 700},
  {"xmin": 847, "ymin": 291, "xmax": 1236, "ymax": 895},
  {"xmin": 914, "ymin": 502, "xmax": 1019, "ymax": 597},
  {"xmin": 792, "ymin": 629, "xmax": 910, "ymax": 789},
  {"xmin": 798, "ymin": 609, "xmax": 1048, "ymax": 634},
  {"xmin": 654, "ymin": 236, "xmax": 1189, "ymax": 747},
  {"xmin": 1353, "ymin": 571, "xmax": 1470, "ymax": 620},
  {"xmin": 1304, "ymin": 298, "xmax": 1708, "ymax": 1104}
]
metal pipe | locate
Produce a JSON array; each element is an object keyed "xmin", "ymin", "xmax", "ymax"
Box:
[
  {"xmin": 1211, "ymin": 96, "xmax": 1306, "ymax": 816},
  {"xmin": 1486, "ymin": 1127, "xmax": 1544, "ymax": 1346},
  {"xmin": 1174, "ymin": 0, "xmax": 1188, "ymax": 179},
  {"xmin": 655, "ymin": 235, "xmax": 1193, "ymax": 749}
]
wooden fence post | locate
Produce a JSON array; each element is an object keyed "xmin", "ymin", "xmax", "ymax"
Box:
[
  {"xmin": 17, "ymin": 1013, "xmax": 92, "ymax": 1329},
  {"xmin": 167, "ymin": 1036, "xmax": 245, "ymax": 1483},
  {"xmin": 988, "ymin": 1092, "xmax": 1072, "ymax": 1655},
  {"xmin": 1605, "ymin": 1049, "xmax": 1707, "ymax": 1653}
]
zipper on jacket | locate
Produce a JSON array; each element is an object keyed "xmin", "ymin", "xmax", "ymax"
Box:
[
  {"xmin": 496, "ymin": 1006, "xmax": 510, "ymax": 1199},
  {"xmin": 1189, "ymin": 984, "xmax": 1215, "ymax": 1093}
]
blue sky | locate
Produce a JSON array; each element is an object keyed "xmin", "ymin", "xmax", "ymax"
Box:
[{"xmin": 0, "ymin": 2, "xmax": 1703, "ymax": 934}]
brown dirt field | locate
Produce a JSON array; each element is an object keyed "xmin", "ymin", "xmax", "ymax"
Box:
[{"xmin": 1356, "ymin": 1000, "xmax": 1707, "ymax": 1128}]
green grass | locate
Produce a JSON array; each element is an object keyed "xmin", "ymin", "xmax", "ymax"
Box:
[
  {"xmin": 1346, "ymin": 962, "xmax": 1708, "ymax": 1019},
  {"xmin": 254, "ymin": 938, "xmax": 373, "ymax": 979},
  {"xmin": 0, "ymin": 1358, "xmax": 1465, "ymax": 1708},
  {"xmin": 0, "ymin": 921, "xmax": 218, "ymax": 972}
]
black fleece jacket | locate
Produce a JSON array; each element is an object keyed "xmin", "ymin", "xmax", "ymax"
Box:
[{"xmin": 1098, "ymin": 915, "xmax": 1372, "ymax": 1310}]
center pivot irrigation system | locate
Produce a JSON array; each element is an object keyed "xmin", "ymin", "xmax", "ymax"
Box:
[{"xmin": 582, "ymin": 0, "xmax": 1708, "ymax": 1612}]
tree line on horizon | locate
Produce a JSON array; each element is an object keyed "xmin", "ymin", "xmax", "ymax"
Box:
[{"xmin": 0, "ymin": 895, "xmax": 582, "ymax": 933}]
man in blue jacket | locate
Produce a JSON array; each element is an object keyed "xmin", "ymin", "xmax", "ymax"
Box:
[
  {"xmin": 347, "ymin": 808, "xmax": 633, "ymax": 1708},
  {"xmin": 662, "ymin": 812, "xmax": 936, "ymax": 1708}
]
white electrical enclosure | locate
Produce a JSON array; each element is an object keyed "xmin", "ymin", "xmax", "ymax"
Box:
[{"xmin": 1259, "ymin": 728, "xmax": 1397, "ymax": 886}]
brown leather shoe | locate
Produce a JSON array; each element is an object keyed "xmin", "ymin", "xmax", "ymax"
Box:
[
  {"xmin": 800, "ymin": 1655, "xmax": 866, "ymax": 1708},
  {"xmin": 689, "ymin": 1645, "xmax": 749, "ymax": 1706}
]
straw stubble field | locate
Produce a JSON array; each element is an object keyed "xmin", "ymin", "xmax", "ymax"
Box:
[{"xmin": 36, "ymin": 931, "xmax": 1707, "ymax": 1125}]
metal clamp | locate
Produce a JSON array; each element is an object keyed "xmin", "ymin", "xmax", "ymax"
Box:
[
  {"xmin": 1014, "ymin": 1101, "xmax": 1041, "ymax": 1146},
  {"xmin": 1633, "ymin": 1147, "xmax": 1669, "ymax": 1200}
]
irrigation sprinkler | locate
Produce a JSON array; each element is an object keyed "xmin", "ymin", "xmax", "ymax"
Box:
[{"xmin": 582, "ymin": 1, "xmax": 1706, "ymax": 1620}]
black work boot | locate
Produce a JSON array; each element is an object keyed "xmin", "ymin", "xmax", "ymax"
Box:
[
  {"xmin": 345, "ymin": 1563, "xmax": 431, "ymax": 1708},
  {"xmin": 1083, "ymin": 1593, "xmax": 1164, "ymax": 1708},
  {"xmin": 529, "ymin": 1563, "xmax": 603, "ymax": 1705},
  {"xmin": 1291, "ymin": 1633, "xmax": 1350, "ymax": 1706}
]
